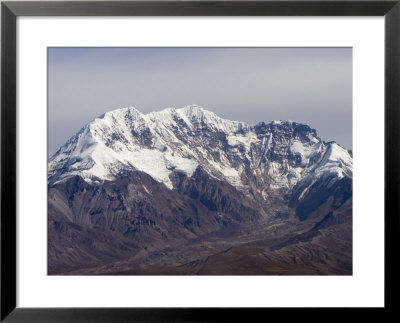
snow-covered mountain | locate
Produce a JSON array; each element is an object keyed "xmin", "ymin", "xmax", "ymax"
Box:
[
  {"xmin": 49, "ymin": 104, "xmax": 352, "ymax": 199},
  {"xmin": 48, "ymin": 105, "xmax": 353, "ymax": 275}
]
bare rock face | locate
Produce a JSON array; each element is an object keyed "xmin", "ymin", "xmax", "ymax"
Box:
[{"xmin": 48, "ymin": 105, "xmax": 352, "ymax": 275}]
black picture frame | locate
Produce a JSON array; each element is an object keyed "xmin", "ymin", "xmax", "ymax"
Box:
[{"xmin": 1, "ymin": 0, "xmax": 399, "ymax": 321}]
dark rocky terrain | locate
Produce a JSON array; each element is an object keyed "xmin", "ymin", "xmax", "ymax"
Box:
[{"xmin": 48, "ymin": 105, "xmax": 352, "ymax": 275}]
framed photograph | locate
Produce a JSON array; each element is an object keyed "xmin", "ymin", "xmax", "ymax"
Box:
[{"xmin": 1, "ymin": 0, "xmax": 399, "ymax": 321}]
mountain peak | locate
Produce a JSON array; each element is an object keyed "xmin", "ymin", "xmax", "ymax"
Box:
[
  {"xmin": 181, "ymin": 104, "xmax": 204, "ymax": 111},
  {"xmin": 99, "ymin": 106, "xmax": 143, "ymax": 120},
  {"xmin": 179, "ymin": 104, "xmax": 208, "ymax": 119}
]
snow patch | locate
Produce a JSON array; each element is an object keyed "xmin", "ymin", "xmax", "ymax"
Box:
[{"xmin": 227, "ymin": 132, "xmax": 257, "ymax": 150}]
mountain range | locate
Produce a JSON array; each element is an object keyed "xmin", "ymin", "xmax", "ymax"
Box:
[{"xmin": 48, "ymin": 105, "xmax": 352, "ymax": 275}]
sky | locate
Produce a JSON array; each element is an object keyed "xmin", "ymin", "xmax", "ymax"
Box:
[{"xmin": 48, "ymin": 47, "xmax": 352, "ymax": 157}]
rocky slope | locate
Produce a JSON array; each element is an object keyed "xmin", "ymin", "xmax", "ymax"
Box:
[{"xmin": 48, "ymin": 105, "xmax": 352, "ymax": 275}]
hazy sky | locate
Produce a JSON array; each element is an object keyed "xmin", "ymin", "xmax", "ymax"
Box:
[{"xmin": 48, "ymin": 47, "xmax": 352, "ymax": 156}]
